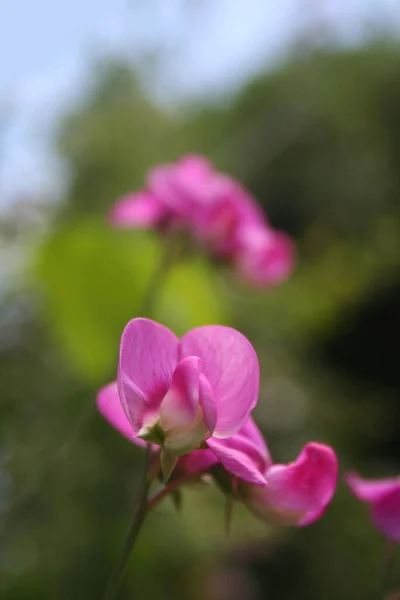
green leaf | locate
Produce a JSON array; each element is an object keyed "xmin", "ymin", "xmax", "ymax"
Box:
[{"xmin": 34, "ymin": 219, "xmax": 228, "ymax": 382}]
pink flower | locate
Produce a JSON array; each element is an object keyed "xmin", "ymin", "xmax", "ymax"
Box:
[
  {"xmin": 210, "ymin": 418, "xmax": 338, "ymax": 526},
  {"xmin": 345, "ymin": 472, "xmax": 400, "ymax": 542},
  {"xmin": 97, "ymin": 382, "xmax": 218, "ymax": 476},
  {"xmin": 108, "ymin": 154, "xmax": 295, "ymax": 287},
  {"xmin": 97, "ymin": 318, "xmax": 259, "ymax": 457}
]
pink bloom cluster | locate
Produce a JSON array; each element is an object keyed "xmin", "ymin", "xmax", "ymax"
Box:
[
  {"xmin": 97, "ymin": 318, "xmax": 338, "ymax": 526},
  {"xmin": 109, "ymin": 155, "xmax": 295, "ymax": 286},
  {"xmin": 346, "ymin": 472, "xmax": 400, "ymax": 542}
]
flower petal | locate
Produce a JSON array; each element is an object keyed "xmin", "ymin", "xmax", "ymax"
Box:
[
  {"xmin": 236, "ymin": 225, "xmax": 295, "ymax": 287},
  {"xmin": 207, "ymin": 444, "xmax": 266, "ymax": 486},
  {"xmin": 160, "ymin": 357, "xmax": 202, "ymax": 430},
  {"xmin": 180, "ymin": 449, "xmax": 219, "ymax": 475},
  {"xmin": 238, "ymin": 417, "xmax": 272, "ymax": 470},
  {"xmin": 265, "ymin": 442, "xmax": 338, "ymax": 512},
  {"xmin": 97, "ymin": 381, "xmax": 135, "ymax": 440},
  {"xmin": 109, "ymin": 192, "xmax": 166, "ymax": 228},
  {"xmin": 97, "ymin": 381, "xmax": 150, "ymax": 450},
  {"xmin": 345, "ymin": 472, "xmax": 400, "ymax": 503},
  {"xmin": 370, "ymin": 487, "xmax": 400, "ymax": 542},
  {"xmin": 118, "ymin": 318, "xmax": 179, "ymax": 432},
  {"xmin": 180, "ymin": 326, "xmax": 259, "ymax": 437},
  {"xmin": 298, "ymin": 506, "xmax": 328, "ymax": 527},
  {"xmin": 147, "ymin": 155, "xmax": 214, "ymax": 218}
]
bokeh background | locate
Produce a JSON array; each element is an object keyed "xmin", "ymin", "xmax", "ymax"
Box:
[{"xmin": 1, "ymin": 1, "xmax": 400, "ymax": 598}]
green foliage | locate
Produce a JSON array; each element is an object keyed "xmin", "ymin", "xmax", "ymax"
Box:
[{"xmin": 36, "ymin": 220, "xmax": 227, "ymax": 381}]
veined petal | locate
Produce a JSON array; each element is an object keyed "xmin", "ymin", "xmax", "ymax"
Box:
[
  {"xmin": 207, "ymin": 417, "xmax": 271, "ymax": 484},
  {"xmin": 118, "ymin": 318, "xmax": 179, "ymax": 432},
  {"xmin": 180, "ymin": 326, "xmax": 259, "ymax": 437},
  {"xmin": 345, "ymin": 472, "xmax": 400, "ymax": 503},
  {"xmin": 371, "ymin": 487, "xmax": 400, "ymax": 542},
  {"xmin": 265, "ymin": 443, "xmax": 338, "ymax": 513},
  {"xmin": 207, "ymin": 439, "xmax": 267, "ymax": 486},
  {"xmin": 109, "ymin": 192, "xmax": 166, "ymax": 228}
]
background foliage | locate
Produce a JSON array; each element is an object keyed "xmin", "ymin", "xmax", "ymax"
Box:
[{"xmin": 1, "ymin": 40, "xmax": 400, "ymax": 599}]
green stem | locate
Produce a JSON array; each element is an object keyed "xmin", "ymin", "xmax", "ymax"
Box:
[{"xmin": 102, "ymin": 444, "xmax": 152, "ymax": 600}]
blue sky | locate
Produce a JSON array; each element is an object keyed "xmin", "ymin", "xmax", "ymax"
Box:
[{"xmin": 0, "ymin": 0, "xmax": 399, "ymax": 206}]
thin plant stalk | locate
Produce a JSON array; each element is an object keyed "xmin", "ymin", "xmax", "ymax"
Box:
[{"xmin": 102, "ymin": 444, "xmax": 153, "ymax": 600}]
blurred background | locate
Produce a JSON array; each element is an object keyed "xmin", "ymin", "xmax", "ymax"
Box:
[{"xmin": 1, "ymin": 1, "xmax": 400, "ymax": 598}]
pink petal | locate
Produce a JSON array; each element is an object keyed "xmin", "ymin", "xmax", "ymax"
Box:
[
  {"xmin": 298, "ymin": 505, "xmax": 328, "ymax": 527},
  {"xmin": 345, "ymin": 472, "xmax": 400, "ymax": 503},
  {"xmin": 198, "ymin": 373, "xmax": 218, "ymax": 433},
  {"xmin": 96, "ymin": 381, "xmax": 150, "ymax": 450},
  {"xmin": 118, "ymin": 318, "xmax": 179, "ymax": 433},
  {"xmin": 180, "ymin": 326, "xmax": 259, "ymax": 437},
  {"xmin": 109, "ymin": 192, "xmax": 166, "ymax": 228},
  {"xmin": 265, "ymin": 442, "xmax": 338, "ymax": 512},
  {"xmin": 236, "ymin": 225, "xmax": 295, "ymax": 287},
  {"xmin": 159, "ymin": 357, "xmax": 217, "ymax": 434},
  {"xmin": 180, "ymin": 449, "xmax": 219, "ymax": 475},
  {"xmin": 239, "ymin": 417, "xmax": 272, "ymax": 470},
  {"xmin": 159, "ymin": 357, "xmax": 202, "ymax": 430},
  {"xmin": 207, "ymin": 437, "xmax": 267, "ymax": 485},
  {"xmin": 97, "ymin": 381, "xmax": 135, "ymax": 440},
  {"xmin": 206, "ymin": 417, "xmax": 270, "ymax": 485},
  {"xmin": 147, "ymin": 156, "xmax": 213, "ymax": 219},
  {"xmin": 371, "ymin": 487, "xmax": 400, "ymax": 542}
]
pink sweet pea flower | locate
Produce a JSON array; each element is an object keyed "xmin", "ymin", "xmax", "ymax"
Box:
[
  {"xmin": 97, "ymin": 382, "xmax": 217, "ymax": 476},
  {"xmin": 97, "ymin": 318, "xmax": 259, "ymax": 459},
  {"xmin": 209, "ymin": 418, "xmax": 338, "ymax": 526},
  {"xmin": 108, "ymin": 154, "xmax": 295, "ymax": 287},
  {"xmin": 345, "ymin": 472, "xmax": 400, "ymax": 542}
]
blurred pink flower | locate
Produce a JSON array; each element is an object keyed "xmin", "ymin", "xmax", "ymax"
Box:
[
  {"xmin": 97, "ymin": 317, "xmax": 259, "ymax": 457},
  {"xmin": 109, "ymin": 154, "xmax": 295, "ymax": 287},
  {"xmin": 109, "ymin": 191, "xmax": 167, "ymax": 228},
  {"xmin": 235, "ymin": 225, "xmax": 296, "ymax": 287},
  {"xmin": 346, "ymin": 472, "xmax": 400, "ymax": 542},
  {"xmin": 210, "ymin": 417, "xmax": 338, "ymax": 526}
]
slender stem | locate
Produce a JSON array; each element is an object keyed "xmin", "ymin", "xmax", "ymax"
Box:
[
  {"xmin": 102, "ymin": 444, "xmax": 152, "ymax": 600},
  {"xmin": 381, "ymin": 541, "xmax": 396, "ymax": 600}
]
